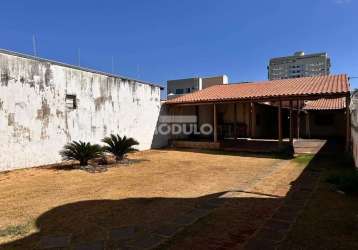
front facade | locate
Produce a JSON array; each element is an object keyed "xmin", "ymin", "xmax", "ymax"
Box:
[
  {"xmin": 165, "ymin": 75, "xmax": 350, "ymax": 152},
  {"xmin": 0, "ymin": 49, "xmax": 163, "ymax": 171},
  {"xmin": 167, "ymin": 77, "xmax": 202, "ymax": 99},
  {"xmin": 268, "ymin": 51, "xmax": 331, "ymax": 80}
]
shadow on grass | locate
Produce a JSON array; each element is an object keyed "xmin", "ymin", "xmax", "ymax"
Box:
[
  {"xmin": 277, "ymin": 140, "xmax": 358, "ymax": 250},
  {"xmin": 0, "ymin": 193, "xmax": 283, "ymax": 249},
  {"xmin": 1, "ymin": 141, "xmax": 349, "ymax": 250},
  {"xmin": 164, "ymin": 147, "xmax": 294, "ymax": 160}
]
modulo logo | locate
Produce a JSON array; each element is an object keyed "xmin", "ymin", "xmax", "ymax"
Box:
[{"xmin": 155, "ymin": 116, "xmax": 213, "ymax": 135}]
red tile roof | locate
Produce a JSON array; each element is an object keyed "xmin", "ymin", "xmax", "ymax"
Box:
[
  {"xmin": 303, "ymin": 97, "xmax": 346, "ymax": 110},
  {"xmin": 166, "ymin": 74, "xmax": 349, "ymax": 104}
]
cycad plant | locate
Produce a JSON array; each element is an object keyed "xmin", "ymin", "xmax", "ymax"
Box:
[
  {"xmin": 60, "ymin": 141, "xmax": 103, "ymax": 166},
  {"xmin": 102, "ymin": 134, "xmax": 139, "ymax": 161}
]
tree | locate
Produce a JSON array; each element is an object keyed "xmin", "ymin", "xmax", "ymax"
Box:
[
  {"xmin": 102, "ymin": 134, "xmax": 139, "ymax": 161},
  {"xmin": 60, "ymin": 141, "xmax": 103, "ymax": 166}
]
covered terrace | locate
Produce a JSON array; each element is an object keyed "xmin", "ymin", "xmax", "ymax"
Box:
[{"xmin": 164, "ymin": 74, "xmax": 351, "ymax": 152}]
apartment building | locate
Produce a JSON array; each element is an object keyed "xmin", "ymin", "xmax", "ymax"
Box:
[
  {"xmin": 268, "ymin": 51, "xmax": 330, "ymax": 80},
  {"xmin": 167, "ymin": 75, "xmax": 228, "ymax": 99}
]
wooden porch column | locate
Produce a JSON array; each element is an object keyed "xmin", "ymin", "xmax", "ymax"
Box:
[
  {"xmin": 251, "ymin": 102, "xmax": 256, "ymax": 138},
  {"xmin": 346, "ymin": 96, "xmax": 351, "ymax": 152},
  {"xmin": 289, "ymin": 100, "xmax": 293, "ymax": 144},
  {"xmin": 249, "ymin": 103, "xmax": 252, "ymax": 138},
  {"xmin": 234, "ymin": 103, "xmax": 238, "ymax": 139},
  {"xmin": 195, "ymin": 105, "xmax": 199, "ymax": 132},
  {"xmin": 297, "ymin": 100, "xmax": 300, "ymax": 139},
  {"xmin": 278, "ymin": 100, "xmax": 282, "ymax": 147},
  {"xmin": 306, "ymin": 112, "xmax": 311, "ymax": 139},
  {"xmin": 213, "ymin": 103, "xmax": 218, "ymax": 142}
]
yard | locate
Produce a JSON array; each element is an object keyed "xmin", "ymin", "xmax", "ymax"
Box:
[
  {"xmin": 0, "ymin": 145, "xmax": 355, "ymax": 249},
  {"xmin": 0, "ymin": 149, "xmax": 299, "ymax": 249}
]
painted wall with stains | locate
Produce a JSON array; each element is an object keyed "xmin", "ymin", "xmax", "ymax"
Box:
[{"xmin": 0, "ymin": 51, "xmax": 163, "ymax": 171}]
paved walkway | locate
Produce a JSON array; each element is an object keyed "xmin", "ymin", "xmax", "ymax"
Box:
[
  {"xmin": 293, "ymin": 139, "xmax": 326, "ymax": 154},
  {"xmin": 242, "ymin": 168, "xmax": 321, "ymax": 250}
]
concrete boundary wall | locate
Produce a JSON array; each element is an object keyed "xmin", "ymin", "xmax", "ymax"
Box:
[
  {"xmin": 0, "ymin": 51, "xmax": 163, "ymax": 171},
  {"xmin": 351, "ymin": 96, "xmax": 358, "ymax": 167}
]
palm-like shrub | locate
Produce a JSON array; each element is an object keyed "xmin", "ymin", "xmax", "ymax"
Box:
[
  {"xmin": 60, "ymin": 141, "xmax": 103, "ymax": 166},
  {"xmin": 102, "ymin": 134, "xmax": 139, "ymax": 161}
]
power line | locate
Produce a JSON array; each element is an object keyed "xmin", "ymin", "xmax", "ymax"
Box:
[
  {"xmin": 111, "ymin": 56, "xmax": 114, "ymax": 74},
  {"xmin": 77, "ymin": 48, "xmax": 81, "ymax": 66}
]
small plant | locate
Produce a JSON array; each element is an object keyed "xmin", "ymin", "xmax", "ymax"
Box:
[
  {"xmin": 293, "ymin": 154, "xmax": 314, "ymax": 165},
  {"xmin": 0, "ymin": 222, "xmax": 32, "ymax": 237},
  {"xmin": 102, "ymin": 134, "xmax": 139, "ymax": 161},
  {"xmin": 60, "ymin": 141, "xmax": 103, "ymax": 166}
]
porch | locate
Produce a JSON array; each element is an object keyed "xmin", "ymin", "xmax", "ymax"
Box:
[
  {"xmin": 171, "ymin": 138, "xmax": 326, "ymax": 154},
  {"xmin": 167, "ymin": 98, "xmax": 349, "ymax": 153},
  {"xmin": 165, "ymin": 75, "xmax": 350, "ymax": 153}
]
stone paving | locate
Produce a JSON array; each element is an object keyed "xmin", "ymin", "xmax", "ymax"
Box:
[{"xmin": 242, "ymin": 170, "xmax": 321, "ymax": 250}]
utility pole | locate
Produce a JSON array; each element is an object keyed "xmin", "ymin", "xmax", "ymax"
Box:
[
  {"xmin": 111, "ymin": 56, "xmax": 114, "ymax": 74},
  {"xmin": 32, "ymin": 34, "xmax": 37, "ymax": 56},
  {"xmin": 137, "ymin": 64, "xmax": 140, "ymax": 78}
]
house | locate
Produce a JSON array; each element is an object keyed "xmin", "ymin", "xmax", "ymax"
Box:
[{"xmin": 164, "ymin": 74, "xmax": 350, "ymax": 152}]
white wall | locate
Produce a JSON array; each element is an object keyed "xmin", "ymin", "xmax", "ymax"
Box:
[
  {"xmin": 0, "ymin": 51, "xmax": 163, "ymax": 171},
  {"xmin": 350, "ymin": 98, "xmax": 358, "ymax": 167}
]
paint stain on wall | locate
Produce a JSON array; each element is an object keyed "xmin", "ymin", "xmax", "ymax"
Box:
[
  {"xmin": 1, "ymin": 71, "xmax": 10, "ymax": 87},
  {"xmin": 95, "ymin": 96, "xmax": 112, "ymax": 111},
  {"xmin": 7, "ymin": 113, "xmax": 15, "ymax": 126},
  {"xmin": 15, "ymin": 102, "xmax": 26, "ymax": 109},
  {"xmin": 12, "ymin": 124, "xmax": 31, "ymax": 141},
  {"xmin": 56, "ymin": 109, "xmax": 63, "ymax": 118},
  {"xmin": 36, "ymin": 99, "xmax": 51, "ymax": 139},
  {"xmin": 36, "ymin": 99, "xmax": 51, "ymax": 121},
  {"xmin": 44, "ymin": 63, "xmax": 53, "ymax": 87}
]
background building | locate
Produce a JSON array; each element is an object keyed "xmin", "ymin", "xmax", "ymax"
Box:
[
  {"xmin": 167, "ymin": 75, "xmax": 228, "ymax": 99},
  {"xmin": 268, "ymin": 51, "xmax": 331, "ymax": 80}
]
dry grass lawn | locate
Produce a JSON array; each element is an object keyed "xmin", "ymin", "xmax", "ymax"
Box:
[{"xmin": 0, "ymin": 149, "xmax": 284, "ymax": 248}]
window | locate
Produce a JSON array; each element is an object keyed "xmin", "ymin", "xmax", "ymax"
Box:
[
  {"xmin": 186, "ymin": 88, "xmax": 191, "ymax": 93},
  {"xmin": 65, "ymin": 94, "xmax": 77, "ymax": 109},
  {"xmin": 175, "ymin": 89, "xmax": 184, "ymax": 94}
]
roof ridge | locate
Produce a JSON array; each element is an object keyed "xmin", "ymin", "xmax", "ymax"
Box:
[{"xmin": 165, "ymin": 74, "xmax": 349, "ymax": 104}]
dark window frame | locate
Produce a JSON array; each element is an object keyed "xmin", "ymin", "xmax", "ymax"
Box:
[{"xmin": 65, "ymin": 94, "xmax": 77, "ymax": 109}]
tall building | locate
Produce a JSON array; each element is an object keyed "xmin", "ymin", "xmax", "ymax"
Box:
[
  {"xmin": 167, "ymin": 75, "xmax": 228, "ymax": 99},
  {"xmin": 268, "ymin": 51, "xmax": 330, "ymax": 80}
]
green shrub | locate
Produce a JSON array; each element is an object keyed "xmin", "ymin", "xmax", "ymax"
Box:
[
  {"xmin": 60, "ymin": 141, "xmax": 103, "ymax": 166},
  {"xmin": 293, "ymin": 154, "xmax": 314, "ymax": 165},
  {"xmin": 102, "ymin": 134, "xmax": 139, "ymax": 161}
]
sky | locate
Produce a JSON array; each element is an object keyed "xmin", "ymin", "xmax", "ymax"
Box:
[{"xmin": 0, "ymin": 0, "xmax": 357, "ymax": 91}]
